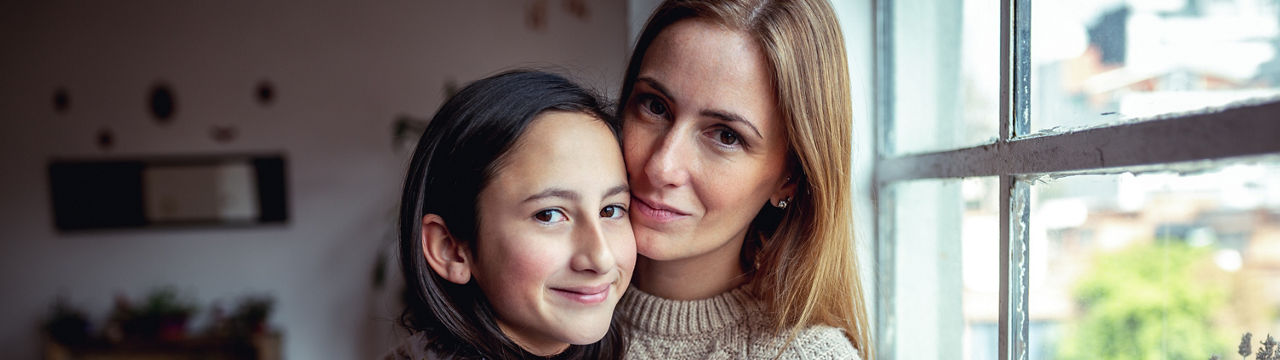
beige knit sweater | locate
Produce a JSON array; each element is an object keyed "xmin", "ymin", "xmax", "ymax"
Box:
[{"xmin": 618, "ymin": 286, "xmax": 861, "ymax": 360}]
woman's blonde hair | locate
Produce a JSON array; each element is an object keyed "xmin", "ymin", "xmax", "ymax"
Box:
[{"xmin": 618, "ymin": 0, "xmax": 873, "ymax": 358}]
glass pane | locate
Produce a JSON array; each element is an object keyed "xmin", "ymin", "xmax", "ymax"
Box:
[
  {"xmin": 888, "ymin": 177, "xmax": 999, "ymax": 360},
  {"xmin": 889, "ymin": 0, "xmax": 1000, "ymax": 155},
  {"xmin": 1031, "ymin": 0, "xmax": 1280, "ymax": 133},
  {"xmin": 1029, "ymin": 162, "xmax": 1280, "ymax": 359}
]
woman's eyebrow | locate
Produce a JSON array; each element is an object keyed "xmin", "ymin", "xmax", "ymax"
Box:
[
  {"xmin": 638, "ymin": 76, "xmax": 764, "ymax": 139},
  {"xmin": 636, "ymin": 77, "xmax": 675, "ymax": 102},
  {"xmin": 701, "ymin": 109, "xmax": 763, "ymax": 139}
]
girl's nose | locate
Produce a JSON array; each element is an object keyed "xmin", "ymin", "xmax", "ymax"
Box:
[{"xmin": 570, "ymin": 219, "xmax": 617, "ymax": 274}]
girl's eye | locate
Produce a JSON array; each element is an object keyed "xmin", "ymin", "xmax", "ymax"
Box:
[
  {"xmin": 711, "ymin": 128, "xmax": 742, "ymax": 146},
  {"xmin": 600, "ymin": 205, "xmax": 627, "ymax": 219},
  {"xmin": 639, "ymin": 95, "xmax": 669, "ymax": 118},
  {"xmin": 533, "ymin": 209, "xmax": 567, "ymax": 223}
]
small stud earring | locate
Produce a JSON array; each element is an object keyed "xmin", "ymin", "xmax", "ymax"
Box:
[{"xmin": 777, "ymin": 199, "xmax": 789, "ymax": 209}]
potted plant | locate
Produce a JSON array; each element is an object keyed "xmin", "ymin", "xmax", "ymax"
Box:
[
  {"xmin": 43, "ymin": 297, "xmax": 90, "ymax": 347},
  {"xmin": 229, "ymin": 295, "xmax": 275, "ymax": 336}
]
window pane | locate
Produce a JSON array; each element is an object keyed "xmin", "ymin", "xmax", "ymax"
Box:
[
  {"xmin": 887, "ymin": 177, "xmax": 999, "ymax": 360},
  {"xmin": 1029, "ymin": 162, "xmax": 1280, "ymax": 359},
  {"xmin": 1031, "ymin": 0, "xmax": 1280, "ymax": 133},
  {"xmin": 889, "ymin": 0, "xmax": 1000, "ymax": 155}
]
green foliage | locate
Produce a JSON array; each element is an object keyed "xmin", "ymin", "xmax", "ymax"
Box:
[
  {"xmin": 140, "ymin": 287, "xmax": 198, "ymax": 317},
  {"xmin": 1055, "ymin": 240, "xmax": 1232, "ymax": 360},
  {"xmin": 228, "ymin": 294, "xmax": 274, "ymax": 334}
]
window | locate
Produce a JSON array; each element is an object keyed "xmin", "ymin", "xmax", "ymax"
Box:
[{"xmin": 873, "ymin": 0, "xmax": 1280, "ymax": 359}]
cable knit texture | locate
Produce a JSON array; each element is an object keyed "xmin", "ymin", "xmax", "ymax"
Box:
[{"xmin": 619, "ymin": 286, "xmax": 861, "ymax": 360}]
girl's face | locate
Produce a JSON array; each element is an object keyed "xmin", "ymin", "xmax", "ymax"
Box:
[
  {"xmin": 622, "ymin": 20, "xmax": 791, "ymax": 264},
  {"xmin": 471, "ymin": 111, "xmax": 635, "ymax": 356}
]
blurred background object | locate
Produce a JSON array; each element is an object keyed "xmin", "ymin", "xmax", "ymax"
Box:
[{"xmin": 0, "ymin": 1, "xmax": 632, "ymax": 358}]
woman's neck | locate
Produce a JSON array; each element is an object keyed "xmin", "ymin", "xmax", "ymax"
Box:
[{"xmin": 633, "ymin": 231, "xmax": 748, "ymax": 300}]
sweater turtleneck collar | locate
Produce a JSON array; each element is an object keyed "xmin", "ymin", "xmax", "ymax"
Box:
[{"xmin": 618, "ymin": 285, "xmax": 758, "ymax": 336}]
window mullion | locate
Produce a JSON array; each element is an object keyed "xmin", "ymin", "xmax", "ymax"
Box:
[
  {"xmin": 874, "ymin": 0, "xmax": 895, "ymax": 157},
  {"xmin": 1011, "ymin": 0, "xmax": 1031, "ymax": 139},
  {"xmin": 874, "ymin": 184, "xmax": 897, "ymax": 360},
  {"xmin": 998, "ymin": 0, "xmax": 1032, "ymax": 358},
  {"xmin": 872, "ymin": 0, "xmax": 897, "ymax": 358},
  {"xmin": 1000, "ymin": 176, "xmax": 1032, "ymax": 360}
]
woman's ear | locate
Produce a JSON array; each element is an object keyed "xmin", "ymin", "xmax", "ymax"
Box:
[
  {"xmin": 770, "ymin": 173, "xmax": 798, "ymax": 207},
  {"xmin": 421, "ymin": 214, "xmax": 472, "ymax": 284}
]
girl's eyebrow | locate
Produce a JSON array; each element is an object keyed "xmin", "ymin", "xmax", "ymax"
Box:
[
  {"xmin": 603, "ymin": 184, "xmax": 629, "ymax": 199},
  {"xmin": 524, "ymin": 188, "xmax": 579, "ymax": 203},
  {"xmin": 523, "ymin": 185, "xmax": 628, "ymax": 203}
]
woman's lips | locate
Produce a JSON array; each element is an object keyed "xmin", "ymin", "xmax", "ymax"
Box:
[
  {"xmin": 632, "ymin": 197, "xmax": 690, "ymax": 223},
  {"xmin": 550, "ymin": 283, "xmax": 611, "ymax": 305}
]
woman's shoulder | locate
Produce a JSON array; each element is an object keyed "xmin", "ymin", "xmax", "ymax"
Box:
[
  {"xmin": 769, "ymin": 325, "xmax": 862, "ymax": 360},
  {"xmin": 726, "ymin": 290, "xmax": 859, "ymax": 359}
]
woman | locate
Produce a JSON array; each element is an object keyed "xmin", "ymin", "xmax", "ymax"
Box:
[{"xmin": 615, "ymin": 0, "xmax": 874, "ymax": 358}]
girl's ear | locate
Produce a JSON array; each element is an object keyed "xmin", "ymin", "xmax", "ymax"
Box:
[{"xmin": 421, "ymin": 214, "xmax": 472, "ymax": 284}]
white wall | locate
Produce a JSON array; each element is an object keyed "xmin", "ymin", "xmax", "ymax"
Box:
[{"xmin": 0, "ymin": 1, "xmax": 627, "ymax": 359}]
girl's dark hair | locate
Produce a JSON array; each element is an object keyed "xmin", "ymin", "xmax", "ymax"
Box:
[{"xmin": 398, "ymin": 70, "xmax": 626, "ymax": 359}]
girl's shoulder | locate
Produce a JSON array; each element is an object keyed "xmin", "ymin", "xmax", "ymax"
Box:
[{"xmin": 384, "ymin": 332, "xmax": 465, "ymax": 360}]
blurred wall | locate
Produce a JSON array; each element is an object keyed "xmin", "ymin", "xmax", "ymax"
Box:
[{"xmin": 0, "ymin": 1, "xmax": 627, "ymax": 359}]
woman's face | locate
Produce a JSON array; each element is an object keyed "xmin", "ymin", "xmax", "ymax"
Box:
[
  {"xmin": 471, "ymin": 111, "xmax": 635, "ymax": 356},
  {"xmin": 622, "ymin": 19, "xmax": 791, "ymax": 263}
]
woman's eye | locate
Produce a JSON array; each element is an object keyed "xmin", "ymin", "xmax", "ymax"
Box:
[
  {"xmin": 600, "ymin": 205, "xmax": 627, "ymax": 219},
  {"xmin": 533, "ymin": 209, "xmax": 567, "ymax": 223},
  {"xmin": 712, "ymin": 128, "xmax": 741, "ymax": 146},
  {"xmin": 639, "ymin": 95, "xmax": 668, "ymax": 117}
]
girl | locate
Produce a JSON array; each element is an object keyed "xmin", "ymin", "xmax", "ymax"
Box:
[
  {"xmin": 391, "ymin": 70, "xmax": 634, "ymax": 359},
  {"xmin": 615, "ymin": 0, "xmax": 874, "ymax": 358}
]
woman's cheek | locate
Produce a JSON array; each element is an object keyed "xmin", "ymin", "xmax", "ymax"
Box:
[
  {"xmin": 621, "ymin": 119, "xmax": 654, "ymax": 177},
  {"xmin": 613, "ymin": 229, "xmax": 638, "ymax": 273}
]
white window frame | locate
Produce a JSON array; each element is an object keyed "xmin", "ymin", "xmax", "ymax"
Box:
[{"xmin": 871, "ymin": 0, "xmax": 1280, "ymax": 359}]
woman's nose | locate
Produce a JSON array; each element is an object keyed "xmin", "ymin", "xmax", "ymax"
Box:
[{"xmin": 643, "ymin": 127, "xmax": 693, "ymax": 189}]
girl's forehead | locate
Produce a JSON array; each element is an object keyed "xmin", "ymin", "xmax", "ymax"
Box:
[{"xmin": 485, "ymin": 111, "xmax": 626, "ymax": 200}]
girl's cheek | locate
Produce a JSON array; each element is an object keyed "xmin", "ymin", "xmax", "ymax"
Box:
[{"xmin": 502, "ymin": 239, "xmax": 564, "ymax": 278}]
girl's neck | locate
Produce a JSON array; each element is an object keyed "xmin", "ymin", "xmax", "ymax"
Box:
[{"xmin": 633, "ymin": 231, "xmax": 748, "ymax": 300}]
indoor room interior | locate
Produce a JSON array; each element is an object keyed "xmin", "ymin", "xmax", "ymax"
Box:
[{"xmin": 1, "ymin": 0, "xmax": 1277, "ymax": 359}]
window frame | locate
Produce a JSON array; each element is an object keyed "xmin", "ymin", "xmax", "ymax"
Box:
[{"xmin": 870, "ymin": 0, "xmax": 1280, "ymax": 359}]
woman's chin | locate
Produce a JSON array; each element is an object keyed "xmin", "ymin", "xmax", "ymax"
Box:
[{"xmin": 634, "ymin": 231, "xmax": 688, "ymax": 261}]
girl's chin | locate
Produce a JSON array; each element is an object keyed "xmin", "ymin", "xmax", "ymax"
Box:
[
  {"xmin": 556, "ymin": 329, "xmax": 609, "ymax": 346},
  {"xmin": 543, "ymin": 312, "xmax": 614, "ymax": 346}
]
